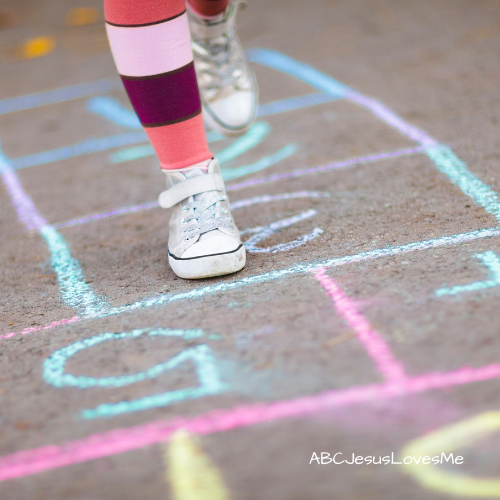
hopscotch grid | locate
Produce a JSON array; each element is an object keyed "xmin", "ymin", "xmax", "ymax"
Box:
[
  {"xmin": 1, "ymin": 49, "xmax": 500, "ymax": 480},
  {"xmin": 52, "ymin": 146, "xmax": 425, "ymax": 230}
]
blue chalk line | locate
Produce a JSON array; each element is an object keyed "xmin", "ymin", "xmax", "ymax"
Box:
[
  {"xmin": 86, "ymin": 96, "xmax": 141, "ymax": 129},
  {"xmin": 43, "ymin": 327, "xmax": 225, "ymax": 419},
  {"xmin": 436, "ymin": 250, "xmax": 500, "ymax": 296},
  {"xmin": 11, "ymin": 132, "xmax": 148, "ymax": 170},
  {"xmin": 0, "ymin": 79, "xmax": 121, "ymax": 116},
  {"xmin": 0, "ymin": 146, "xmax": 109, "ymax": 317},
  {"xmin": 222, "ymin": 143, "xmax": 296, "ymax": 181}
]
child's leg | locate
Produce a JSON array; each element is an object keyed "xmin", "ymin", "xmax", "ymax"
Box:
[
  {"xmin": 104, "ymin": 0, "xmax": 212, "ymax": 170},
  {"xmin": 104, "ymin": 0, "xmax": 246, "ymax": 280}
]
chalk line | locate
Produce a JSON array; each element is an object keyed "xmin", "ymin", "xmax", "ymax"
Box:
[
  {"xmin": 248, "ymin": 49, "xmax": 500, "ymax": 222},
  {"xmin": 3, "ymin": 226, "xmax": 499, "ymax": 341},
  {"xmin": 435, "ymin": 250, "xmax": 500, "ymax": 297},
  {"xmin": 0, "ymin": 78, "xmax": 121, "ymax": 116},
  {"xmin": 314, "ymin": 269, "xmax": 407, "ymax": 382},
  {"xmin": 222, "ymin": 144, "xmax": 296, "ymax": 181},
  {"xmin": 2, "ymin": 362, "xmax": 500, "ymax": 481},
  {"xmin": 86, "ymin": 96, "xmax": 141, "ymax": 129},
  {"xmin": 0, "ymin": 317, "xmax": 79, "ymax": 340},
  {"xmin": 165, "ymin": 430, "xmax": 232, "ymax": 500},
  {"xmin": 53, "ymin": 147, "xmax": 421, "ymax": 230},
  {"xmin": 226, "ymin": 147, "xmax": 424, "ymax": 191},
  {"xmin": 0, "ymin": 145, "xmax": 109, "ymax": 316},
  {"xmin": 11, "ymin": 132, "xmax": 148, "ymax": 170}
]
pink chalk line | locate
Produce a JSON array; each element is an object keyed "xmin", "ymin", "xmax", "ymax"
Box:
[
  {"xmin": 313, "ymin": 269, "xmax": 407, "ymax": 383},
  {"xmin": 0, "ymin": 317, "xmax": 79, "ymax": 340},
  {"xmin": 1, "ymin": 363, "xmax": 500, "ymax": 481}
]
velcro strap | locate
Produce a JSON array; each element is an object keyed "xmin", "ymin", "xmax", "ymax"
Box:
[{"xmin": 158, "ymin": 173, "xmax": 225, "ymax": 208}]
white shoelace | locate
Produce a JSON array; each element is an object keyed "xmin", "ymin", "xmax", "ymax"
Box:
[{"xmin": 181, "ymin": 193, "xmax": 234, "ymax": 241}]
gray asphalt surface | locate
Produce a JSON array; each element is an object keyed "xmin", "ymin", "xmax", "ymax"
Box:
[{"xmin": 1, "ymin": 0, "xmax": 500, "ymax": 498}]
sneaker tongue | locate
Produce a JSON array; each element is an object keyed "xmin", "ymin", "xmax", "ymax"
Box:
[{"xmin": 184, "ymin": 167, "xmax": 216, "ymax": 202}]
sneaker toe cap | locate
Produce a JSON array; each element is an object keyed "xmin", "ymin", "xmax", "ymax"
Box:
[
  {"xmin": 181, "ymin": 230, "xmax": 241, "ymax": 259},
  {"xmin": 206, "ymin": 91, "xmax": 256, "ymax": 129}
]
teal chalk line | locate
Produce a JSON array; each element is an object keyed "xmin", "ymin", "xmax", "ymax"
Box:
[
  {"xmin": 86, "ymin": 227, "xmax": 500, "ymax": 322},
  {"xmin": 436, "ymin": 250, "xmax": 500, "ymax": 296},
  {"xmin": 217, "ymin": 122, "xmax": 270, "ymax": 164},
  {"xmin": 109, "ymin": 130, "xmax": 224, "ymax": 164},
  {"xmin": 0, "ymin": 78, "xmax": 121, "ymax": 116},
  {"xmin": 43, "ymin": 328, "xmax": 225, "ymax": 419},
  {"xmin": 40, "ymin": 226, "xmax": 109, "ymax": 316},
  {"xmin": 248, "ymin": 49, "xmax": 500, "ymax": 222},
  {"xmin": 0, "ymin": 145, "xmax": 108, "ymax": 317},
  {"xmin": 86, "ymin": 96, "xmax": 141, "ymax": 129},
  {"xmin": 425, "ymin": 145, "xmax": 500, "ymax": 222},
  {"xmin": 221, "ymin": 143, "xmax": 296, "ymax": 181}
]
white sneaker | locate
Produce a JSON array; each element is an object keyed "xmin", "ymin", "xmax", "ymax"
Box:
[
  {"xmin": 188, "ymin": 0, "xmax": 258, "ymax": 137},
  {"xmin": 158, "ymin": 158, "xmax": 246, "ymax": 279}
]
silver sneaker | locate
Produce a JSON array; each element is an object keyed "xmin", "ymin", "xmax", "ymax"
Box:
[
  {"xmin": 188, "ymin": 0, "xmax": 258, "ymax": 137},
  {"xmin": 158, "ymin": 159, "xmax": 246, "ymax": 279}
]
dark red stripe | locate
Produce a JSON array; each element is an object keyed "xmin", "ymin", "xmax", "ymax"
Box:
[{"xmin": 121, "ymin": 63, "xmax": 201, "ymax": 127}]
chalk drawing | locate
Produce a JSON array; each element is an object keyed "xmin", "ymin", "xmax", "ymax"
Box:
[
  {"xmin": 54, "ymin": 191, "xmax": 328, "ymax": 230},
  {"xmin": 5, "ymin": 362, "xmax": 500, "ymax": 479},
  {"xmin": 54, "ymin": 201, "xmax": 160, "ymax": 229},
  {"xmin": 314, "ymin": 269, "xmax": 407, "ymax": 383},
  {"xmin": 11, "ymin": 132, "xmax": 147, "ymax": 170},
  {"xmin": 89, "ymin": 92, "xmax": 336, "ymax": 136},
  {"xmin": 230, "ymin": 191, "xmax": 330, "ymax": 210},
  {"xmin": 425, "ymin": 145, "xmax": 500, "ymax": 222},
  {"xmin": 401, "ymin": 411, "xmax": 500, "ymax": 497},
  {"xmin": 109, "ymin": 130, "xmax": 223, "ymax": 164},
  {"xmin": 52, "ymin": 146, "xmax": 416, "ymax": 229},
  {"xmin": 242, "ymin": 209, "xmax": 323, "ymax": 253},
  {"xmin": 0, "ymin": 78, "xmax": 120, "ymax": 116},
  {"xmin": 86, "ymin": 96, "xmax": 141, "ymax": 129},
  {"xmin": 43, "ymin": 328, "xmax": 225, "ymax": 419},
  {"xmin": 248, "ymin": 49, "xmax": 500, "ymax": 222},
  {"xmin": 2, "ymin": 226, "xmax": 500, "ymax": 341},
  {"xmin": 39, "ymin": 226, "xmax": 109, "ymax": 316},
  {"xmin": 2, "ymin": 49, "xmax": 500, "ymax": 480},
  {"xmin": 0, "ymin": 317, "xmax": 79, "ymax": 340},
  {"xmin": 99, "ymin": 227, "xmax": 500, "ymax": 321},
  {"xmin": 217, "ymin": 122, "xmax": 270, "ymax": 164},
  {"xmin": 222, "ymin": 144, "xmax": 296, "ymax": 181},
  {"xmin": 436, "ymin": 251, "xmax": 500, "ymax": 297},
  {"xmin": 0, "ymin": 144, "xmax": 109, "ymax": 316},
  {"xmin": 106, "ymin": 92, "xmax": 339, "ymax": 164},
  {"xmin": 227, "ymin": 147, "xmax": 423, "ymax": 191},
  {"xmin": 165, "ymin": 430, "xmax": 231, "ymax": 500}
]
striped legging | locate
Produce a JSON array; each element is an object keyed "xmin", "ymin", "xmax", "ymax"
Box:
[{"xmin": 104, "ymin": 0, "xmax": 230, "ymax": 170}]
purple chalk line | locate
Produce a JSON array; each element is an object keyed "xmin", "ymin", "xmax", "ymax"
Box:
[
  {"xmin": 227, "ymin": 146, "xmax": 424, "ymax": 191},
  {"xmin": 0, "ymin": 146, "xmax": 48, "ymax": 231},
  {"xmin": 53, "ymin": 147, "xmax": 423, "ymax": 230},
  {"xmin": 54, "ymin": 201, "xmax": 159, "ymax": 229}
]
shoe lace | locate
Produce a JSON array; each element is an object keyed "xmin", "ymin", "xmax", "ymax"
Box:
[
  {"xmin": 192, "ymin": 30, "xmax": 245, "ymax": 94},
  {"xmin": 181, "ymin": 192, "xmax": 234, "ymax": 241}
]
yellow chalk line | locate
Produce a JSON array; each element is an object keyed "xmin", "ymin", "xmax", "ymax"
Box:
[
  {"xmin": 164, "ymin": 430, "xmax": 231, "ymax": 500},
  {"xmin": 401, "ymin": 411, "xmax": 500, "ymax": 497}
]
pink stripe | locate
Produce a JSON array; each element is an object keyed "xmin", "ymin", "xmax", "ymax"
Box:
[
  {"xmin": 314, "ymin": 269, "xmax": 407, "ymax": 383},
  {"xmin": 0, "ymin": 317, "xmax": 79, "ymax": 340},
  {"xmin": 106, "ymin": 13, "xmax": 192, "ymax": 77},
  {"xmin": 1, "ymin": 363, "xmax": 500, "ymax": 481}
]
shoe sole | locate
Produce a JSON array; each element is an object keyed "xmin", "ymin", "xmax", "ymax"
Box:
[
  {"xmin": 168, "ymin": 244, "xmax": 246, "ymax": 279},
  {"xmin": 202, "ymin": 106, "xmax": 256, "ymax": 138}
]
